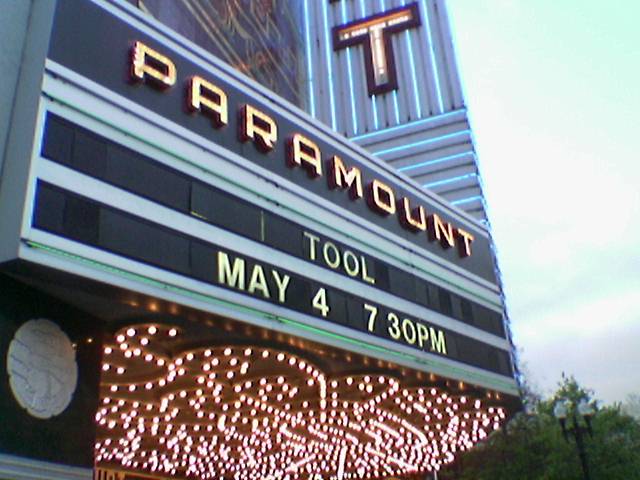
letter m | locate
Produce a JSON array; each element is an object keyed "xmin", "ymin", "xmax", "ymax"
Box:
[
  {"xmin": 217, "ymin": 251, "xmax": 245, "ymax": 289},
  {"xmin": 430, "ymin": 328, "xmax": 447, "ymax": 355}
]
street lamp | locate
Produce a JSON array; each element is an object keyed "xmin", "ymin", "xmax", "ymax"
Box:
[{"xmin": 553, "ymin": 398, "xmax": 596, "ymax": 480}]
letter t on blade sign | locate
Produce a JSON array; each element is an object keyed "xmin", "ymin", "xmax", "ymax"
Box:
[{"xmin": 332, "ymin": 3, "xmax": 420, "ymax": 96}]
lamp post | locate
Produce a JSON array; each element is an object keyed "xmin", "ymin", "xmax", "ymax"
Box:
[{"xmin": 553, "ymin": 398, "xmax": 596, "ymax": 480}]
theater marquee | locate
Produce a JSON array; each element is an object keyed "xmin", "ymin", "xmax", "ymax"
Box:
[
  {"xmin": 0, "ymin": 0, "xmax": 517, "ymax": 389},
  {"xmin": 0, "ymin": 0, "xmax": 519, "ymax": 478}
]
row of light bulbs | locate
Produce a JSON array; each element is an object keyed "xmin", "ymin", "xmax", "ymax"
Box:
[{"xmin": 96, "ymin": 324, "xmax": 507, "ymax": 480}]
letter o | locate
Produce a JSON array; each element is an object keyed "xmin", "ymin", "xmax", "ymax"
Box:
[
  {"xmin": 343, "ymin": 250, "xmax": 360, "ymax": 277},
  {"xmin": 322, "ymin": 242, "xmax": 341, "ymax": 269},
  {"xmin": 368, "ymin": 179, "xmax": 396, "ymax": 215},
  {"xmin": 401, "ymin": 318, "xmax": 417, "ymax": 345}
]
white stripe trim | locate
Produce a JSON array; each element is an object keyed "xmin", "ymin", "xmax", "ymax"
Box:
[{"xmin": 0, "ymin": 453, "xmax": 92, "ymax": 480}]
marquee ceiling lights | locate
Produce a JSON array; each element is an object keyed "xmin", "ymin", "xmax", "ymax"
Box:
[{"xmin": 96, "ymin": 323, "xmax": 507, "ymax": 480}]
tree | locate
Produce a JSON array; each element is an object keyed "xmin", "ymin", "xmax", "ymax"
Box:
[
  {"xmin": 621, "ymin": 393, "xmax": 640, "ymax": 420},
  {"xmin": 439, "ymin": 376, "xmax": 640, "ymax": 480}
]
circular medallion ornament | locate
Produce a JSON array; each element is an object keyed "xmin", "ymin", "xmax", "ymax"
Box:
[{"xmin": 7, "ymin": 319, "xmax": 78, "ymax": 419}]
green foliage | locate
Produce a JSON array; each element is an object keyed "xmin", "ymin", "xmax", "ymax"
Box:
[
  {"xmin": 622, "ymin": 393, "xmax": 640, "ymax": 420},
  {"xmin": 439, "ymin": 376, "xmax": 640, "ymax": 480}
]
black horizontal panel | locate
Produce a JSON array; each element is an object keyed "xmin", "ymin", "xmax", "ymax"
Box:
[
  {"xmin": 33, "ymin": 185, "xmax": 65, "ymax": 233},
  {"xmin": 438, "ymin": 288, "xmax": 453, "ymax": 317},
  {"xmin": 73, "ymin": 126, "xmax": 107, "ymax": 177},
  {"xmin": 191, "ymin": 182, "xmax": 261, "ymax": 241},
  {"xmin": 473, "ymin": 304, "xmax": 505, "ymax": 337},
  {"xmin": 32, "ymin": 182, "xmax": 513, "ymax": 377},
  {"xmin": 64, "ymin": 195, "xmax": 100, "ymax": 245},
  {"xmin": 388, "ymin": 268, "xmax": 416, "ymax": 301},
  {"xmin": 100, "ymin": 210, "xmax": 190, "ymax": 275},
  {"xmin": 40, "ymin": 113, "xmax": 505, "ymax": 339},
  {"xmin": 372, "ymin": 260, "xmax": 390, "ymax": 291},
  {"xmin": 460, "ymin": 297, "xmax": 474, "ymax": 323},
  {"xmin": 190, "ymin": 241, "xmax": 217, "ymax": 284},
  {"xmin": 41, "ymin": 115, "xmax": 74, "ymax": 166},
  {"xmin": 106, "ymin": 144, "xmax": 191, "ymax": 211},
  {"xmin": 263, "ymin": 212, "xmax": 304, "ymax": 257}
]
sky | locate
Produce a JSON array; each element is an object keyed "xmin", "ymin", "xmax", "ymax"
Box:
[{"xmin": 446, "ymin": 1, "xmax": 640, "ymax": 404}]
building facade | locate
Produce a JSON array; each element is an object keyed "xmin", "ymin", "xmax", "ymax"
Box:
[
  {"xmin": 306, "ymin": 0, "xmax": 488, "ymax": 222},
  {"xmin": 0, "ymin": 1, "xmax": 518, "ymax": 480},
  {"xmin": 135, "ymin": 0, "xmax": 489, "ymax": 223}
]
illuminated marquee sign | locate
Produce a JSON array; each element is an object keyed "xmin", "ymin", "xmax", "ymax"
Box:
[
  {"xmin": 333, "ymin": 3, "xmax": 421, "ymax": 96},
  {"xmin": 33, "ymin": 178, "xmax": 511, "ymax": 376},
  {"xmin": 129, "ymin": 40, "xmax": 474, "ymax": 259},
  {"xmin": 35, "ymin": 0, "xmax": 512, "ymax": 376},
  {"xmin": 47, "ymin": 0, "xmax": 498, "ymax": 283},
  {"xmin": 39, "ymin": 112, "xmax": 506, "ymax": 342}
]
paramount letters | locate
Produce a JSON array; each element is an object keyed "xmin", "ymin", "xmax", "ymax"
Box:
[{"xmin": 130, "ymin": 41, "xmax": 475, "ymax": 258}]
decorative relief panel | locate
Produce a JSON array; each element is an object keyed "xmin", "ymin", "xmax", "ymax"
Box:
[{"xmin": 7, "ymin": 319, "xmax": 78, "ymax": 419}]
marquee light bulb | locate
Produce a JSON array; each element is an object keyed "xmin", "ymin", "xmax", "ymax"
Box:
[{"xmin": 96, "ymin": 326, "xmax": 508, "ymax": 480}]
